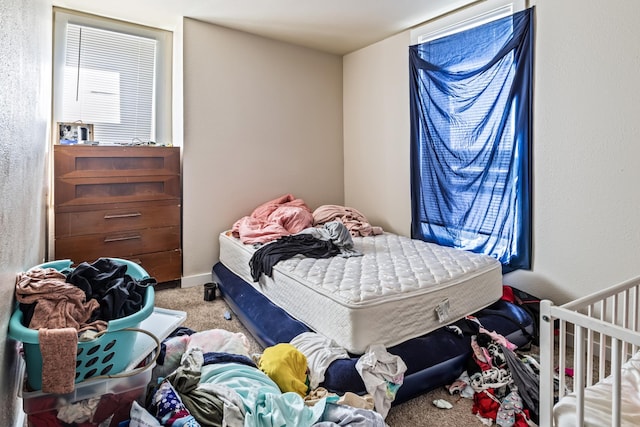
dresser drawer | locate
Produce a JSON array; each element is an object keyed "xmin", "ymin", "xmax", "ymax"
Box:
[
  {"xmin": 56, "ymin": 203, "xmax": 180, "ymax": 237},
  {"xmin": 125, "ymin": 250, "xmax": 182, "ymax": 283},
  {"xmin": 55, "ymin": 226, "xmax": 180, "ymax": 262},
  {"xmin": 54, "ymin": 145, "xmax": 180, "ymax": 178},
  {"xmin": 55, "ymin": 175, "xmax": 181, "ymax": 208}
]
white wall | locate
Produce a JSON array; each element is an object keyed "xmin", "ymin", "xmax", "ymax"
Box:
[
  {"xmin": 0, "ymin": 0, "xmax": 51, "ymax": 424},
  {"xmin": 343, "ymin": 31, "xmax": 412, "ymax": 237},
  {"xmin": 344, "ymin": 0, "xmax": 640, "ymax": 304},
  {"xmin": 181, "ymin": 19, "xmax": 344, "ymax": 286}
]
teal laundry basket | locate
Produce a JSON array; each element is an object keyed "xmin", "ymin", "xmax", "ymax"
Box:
[{"xmin": 9, "ymin": 258, "xmax": 155, "ymax": 391}]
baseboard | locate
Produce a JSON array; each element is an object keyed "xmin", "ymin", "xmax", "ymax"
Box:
[{"xmin": 180, "ymin": 272, "xmax": 211, "ymax": 288}]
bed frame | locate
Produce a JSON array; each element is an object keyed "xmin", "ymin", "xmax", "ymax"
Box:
[
  {"xmin": 212, "ymin": 262, "xmax": 535, "ymax": 404},
  {"xmin": 539, "ymin": 275, "xmax": 640, "ymax": 426}
]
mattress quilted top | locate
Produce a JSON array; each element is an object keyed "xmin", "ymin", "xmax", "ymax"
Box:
[{"xmin": 245, "ymin": 232, "xmax": 500, "ymax": 306}]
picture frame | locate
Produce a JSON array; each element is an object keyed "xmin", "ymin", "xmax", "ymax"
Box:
[{"xmin": 57, "ymin": 122, "xmax": 94, "ymax": 144}]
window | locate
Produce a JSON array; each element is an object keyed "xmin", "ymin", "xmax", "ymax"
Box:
[
  {"xmin": 53, "ymin": 9, "xmax": 172, "ymax": 145},
  {"xmin": 409, "ymin": 3, "xmax": 533, "ymax": 272}
]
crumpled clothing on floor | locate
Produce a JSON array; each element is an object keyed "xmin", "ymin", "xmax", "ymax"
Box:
[
  {"xmin": 290, "ymin": 332, "xmax": 350, "ymax": 390},
  {"xmin": 355, "ymin": 343, "xmax": 406, "ymax": 418}
]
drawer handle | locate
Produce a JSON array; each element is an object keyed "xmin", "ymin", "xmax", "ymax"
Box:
[
  {"xmin": 104, "ymin": 234, "xmax": 142, "ymax": 243},
  {"xmin": 104, "ymin": 212, "xmax": 142, "ymax": 219}
]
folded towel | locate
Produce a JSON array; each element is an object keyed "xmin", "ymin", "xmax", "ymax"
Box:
[{"xmin": 39, "ymin": 327, "xmax": 78, "ymax": 394}]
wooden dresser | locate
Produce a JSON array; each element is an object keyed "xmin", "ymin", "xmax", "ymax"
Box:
[{"xmin": 53, "ymin": 145, "xmax": 181, "ymax": 283}]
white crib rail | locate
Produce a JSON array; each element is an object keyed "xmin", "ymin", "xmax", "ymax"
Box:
[{"xmin": 539, "ymin": 275, "xmax": 640, "ymax": 427}]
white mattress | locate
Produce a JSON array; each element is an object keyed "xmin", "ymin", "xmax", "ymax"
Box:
[
  {"xmin": 219, "ymin": 231, "xmax": 502, "ymax": 354},
  {"xmin": 554, "ymin": 351, "xmax": 640, "ymax": 427}
]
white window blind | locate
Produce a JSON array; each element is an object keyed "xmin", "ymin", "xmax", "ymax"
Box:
[
  {"xmin": 411, "ymin": 0, "xmax": 526, "ymax": 44},
  {"xmin": 53, "ymin": 9, "xmax": 172, "ymax": 145}
]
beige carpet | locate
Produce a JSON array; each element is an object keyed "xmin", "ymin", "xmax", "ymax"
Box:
[{"xmin": 154, "ymin": 283, "xmax": 530, "ymax": 427}]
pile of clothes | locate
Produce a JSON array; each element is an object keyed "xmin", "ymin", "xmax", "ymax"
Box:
[
  {"xmin": 131, "ymin": 328, "xmax": 408, "ymax": 427},
  {"xmin": 445, "ymin": 317, "xmax": 540, "ymax": 426},
  {"xmin": 231, "ymin": 193, "xmax": 383, "ymax": 246}
]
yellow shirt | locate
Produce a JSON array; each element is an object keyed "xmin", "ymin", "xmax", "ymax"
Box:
[{"xmin": 259, "ymin": 343, "xmax": 309, "ymax": 397}]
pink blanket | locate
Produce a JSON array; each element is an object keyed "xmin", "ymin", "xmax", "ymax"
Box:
[{"xmin": 232, "ymin": 194, "xmax": 314, "ymax": 244}]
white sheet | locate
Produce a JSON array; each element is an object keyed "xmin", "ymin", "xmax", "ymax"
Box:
[
  {"xmin": 554, "ymin": 351, "xmax": 640, "ymax": 426},
  {"xmin": 219, "ymin": 231, "xmax": 503, "ymax": 354}
]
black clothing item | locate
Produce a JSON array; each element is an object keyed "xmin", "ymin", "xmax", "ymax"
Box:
[
  {"xmin": 203, "ymin": 351, "xmax": 257, "ymax": 368},
  {"xmin": 501, "ymin": 344, "xmax": 540, "ymax": 423},
  {"xmin": 445, "ymin": 317, "xmax": 482, "ymax": 338},
  {"xmin": 510, "ymin": 286, "xmax": 543, "ymax": 345},
  {"xmin": 249, "ymin": 234, "xmax": 340, "ymax": 281},
  {"xmin": 19, "ymin": 302, "xmax": 36, "ymax": 330},
  {"xmin": 66, "ymin": 257, "xmax": 155, "ymax": 322}
]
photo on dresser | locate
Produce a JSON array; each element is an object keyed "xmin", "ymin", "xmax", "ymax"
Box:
[{"xmin": 57, "ymin": 122, "xmax": 93, "ymax": 144}]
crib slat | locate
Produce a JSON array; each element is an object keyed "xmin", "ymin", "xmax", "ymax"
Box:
[
  {"xmin": 574, "ymin": 325, "xmax": 585, "ymax": 426},
  {"xmin": 559, "ymin": 319, "xmax": 567, "ymax": 397},
  {"xmin": 586, "ymin": 304, "xmax": 594, "ymax": 386},
  {"xmin": 600, "ymin": 300, "xmax": 607, "ymax": 380},
  {"xmin": 611, "ymin": 338, "xmax": 621, "ymax": 427},
  {"xmin": 634, "ymin": 286, "xmax": 639, "ymax": 355},
  {"xmin": 619, "ymin": 290, "xmax": 630, "ymax": 361}
]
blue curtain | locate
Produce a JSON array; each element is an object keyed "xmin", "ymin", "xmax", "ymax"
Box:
[{"xmin": 409, "ymin": 7, "xmax": 533, "ymax": 272}]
